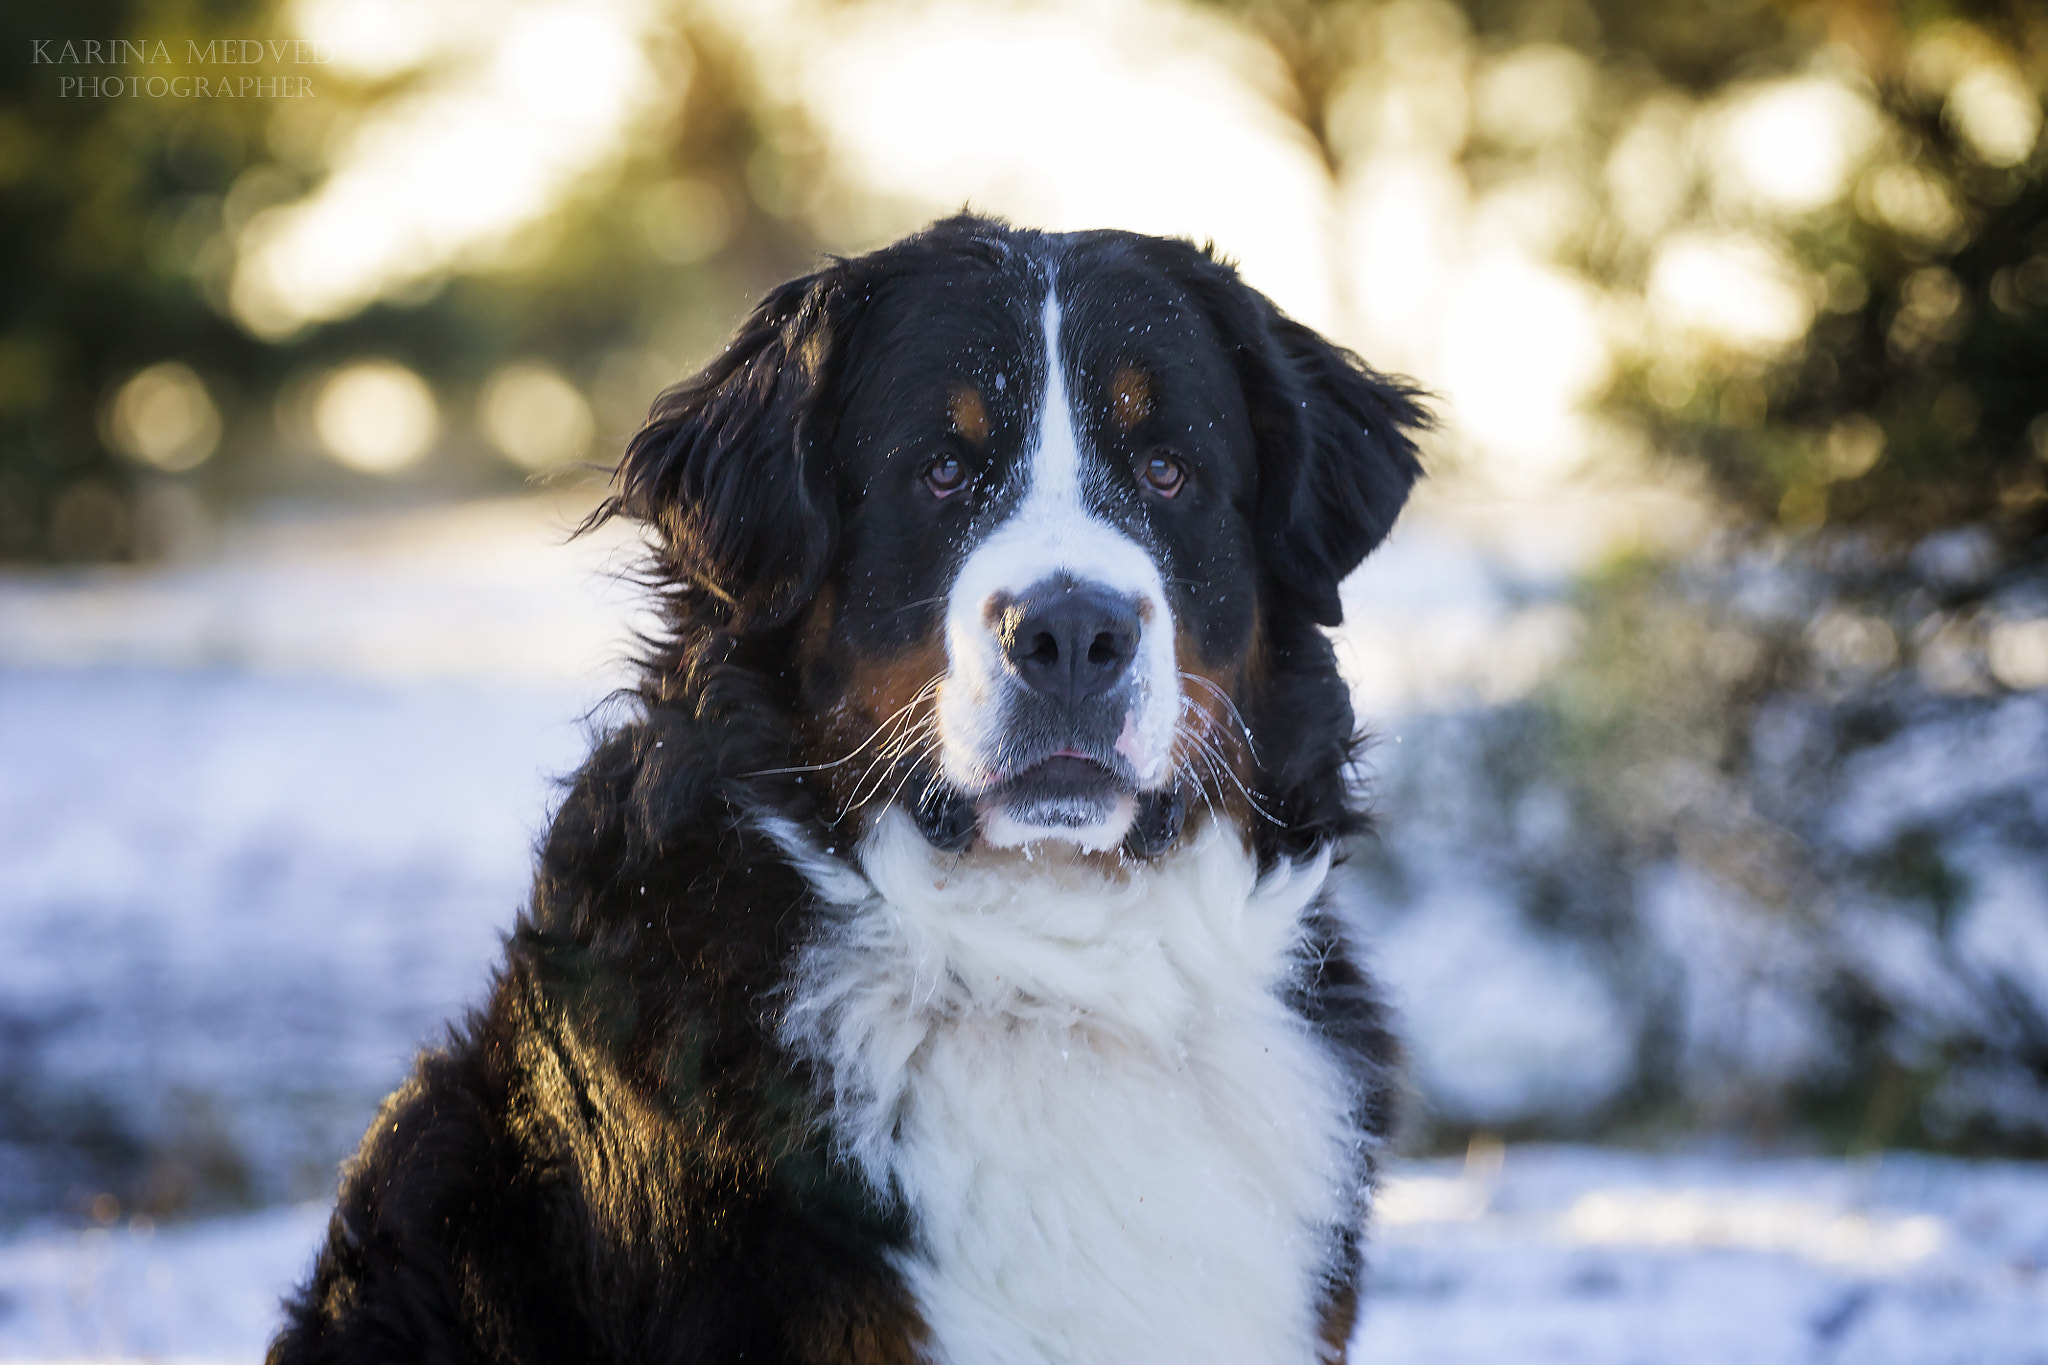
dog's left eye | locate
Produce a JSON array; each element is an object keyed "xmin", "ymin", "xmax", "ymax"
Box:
[
  {"xmin": 924, "ymin": 454, "xmax": 970, "ymax": 498},
  {"xmin": 1140, "ymin": 453, "xmax": 1186, "ymax": 498}
]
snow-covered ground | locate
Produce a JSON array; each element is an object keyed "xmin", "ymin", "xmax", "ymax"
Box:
[
  {"xmin": 1, "ymin": 1144, "xmax": 2043, "ymax": 1362},
  {"xmin": 2, "ymin": 493, "xmax": 2044, "ymax": 1356},
  {"xmin": 0, "ymin": 491, "xmax": 1617, "ymax": 1217},
  {"xmin": 1356, "ymin": 1145, "xmax": 2048, "ymax": 1363},
  {"xmin": 0, "ymin": 497, "xmax": 642, "ymax": 1218},
  {"xmin": 0, "ymin": 667, "xmax": 593, "ymax": 1214}
]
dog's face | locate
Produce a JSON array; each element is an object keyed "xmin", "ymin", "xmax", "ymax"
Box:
[
  {"xmin": 615, "ymin": 218, "xmax": 1426, "ymax": 856},
  {"xmin": 824, "ymin": 246, "xmax": 1263, "ymax": 850}
]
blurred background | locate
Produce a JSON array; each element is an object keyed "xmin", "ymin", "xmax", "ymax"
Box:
[{"xmin": 2, "ymin": 0, "xmax": 2046, "ymax": 1357}]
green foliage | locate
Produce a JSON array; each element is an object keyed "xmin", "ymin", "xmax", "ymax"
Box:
[
  {"xmin": 1639, "ymin": 20, "xmax": 2048, "ymax": 533},
  {"xmin": 0, "ymin": 0, "xmax": 279, "ymax": 559},
  {"xmin": 14, "ymin": 0, "xmax": 2041, "ymax": 560},
  {"xmin": 1569, "ymin": 0, "xmax": 2047, "ymax": 533},
  {"xmin": 1217, "ymin": 0, "xmax": 2048, "ymax": 534},
  {"xmin": 0, "ymin": 0, "xmax": 818, "ymax": 561},
  {"xmin": 1525, "ymin": 528, "xmax": 2048, "ymax": 1149}
]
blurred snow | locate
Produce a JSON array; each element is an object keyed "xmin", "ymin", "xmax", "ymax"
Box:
[
  {"xmin": 0, "ymin": 490, "xmax": 1662, "ymax": 1209},
  {"xmin": 1355, "ymin": 1145, "xmax": 2048, "ymax": 1363},
  {"xmin": 0, "ymin": 1202, "xmax": 325, "ymax": 1362},
  {"xmin": 0, "ymin": 494, "xmax": 650, "ymax": 684},
  {"xmin": 1335, "ymin": 507, "xmax": 2048, "ymax": 1141},
  {"xmin": 0, "ymin": 496, "xmax": 635, "ymax": 1215},
  {"xmin": 1827, "ymin": 692, "xmax": 2048, "ymax": 855},
  {"xmin": 1333, "ymin": 481, "xmax": 1710, "ymax": 717},
  {"xmin": 1640, "ymin": 862, "xmax": 1837, "ymax": 1101},
  {"xmin": 1364, "ymin": 881, "xmax": 1635, "ymax": 1124},
  {"xmin": 0, "ymin": 667, "xmax": 598, "ymax": 1215},
  {"xmin": 2, "ymin": 492, "xmax": 2045, "ymax": 1299},
  {"xmin": 1, "ymin": 1146, "xmax": 2043, "ymax": 1362}
]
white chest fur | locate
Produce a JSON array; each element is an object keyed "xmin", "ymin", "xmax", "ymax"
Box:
[{"xmin": 772, "ymin": 811, "xmax": 1358, "ymax": 1365}]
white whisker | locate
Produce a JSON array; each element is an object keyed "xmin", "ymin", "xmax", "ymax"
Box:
[{"xmin": 749, "ymin": 673, "xmax": 943, "ymax": 778}]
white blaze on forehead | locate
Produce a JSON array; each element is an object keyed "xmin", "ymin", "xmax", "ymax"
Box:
[{"xmin": 936, "ymin": 287, "xmax": 1181, "ymax": 807}]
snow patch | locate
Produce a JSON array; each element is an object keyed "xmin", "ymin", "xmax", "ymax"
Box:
[{"xmin": 1370, "ymin": 884, "xmax": 1634, "ymax": 1124}]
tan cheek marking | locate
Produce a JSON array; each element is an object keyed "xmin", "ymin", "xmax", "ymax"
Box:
[
  {"xmin": 949, "ymin": 385, "xmax": 989, "ymax": 446},
  {"xmin": 1109, "ymin": 364, "xmax": 1153, "ymax": 432},
  {"xmin": 1172, "ymin": 627, "xmax": 1257, "ymax": 824},
  {"xmin": 796, "ymin": 637, "xmax": 950, "ymax": 814}
]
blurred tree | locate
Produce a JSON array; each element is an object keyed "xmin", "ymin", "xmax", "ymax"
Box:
[
  {"xmin": 1201, "ymin": 0, "xmax": 2048, "ymax": 1154},
  {"xmin": 0, "ymin": 0, "xmax": 282, "ymax": 560},
  {"xmin": 1209, "ymin": 0, "xmax": 2047, "ymax": 536},
  {"xmin": 0, "ymin": 0, "xmax": 817, "ymax": 562},
  {"xmin": 1602, "ymin": 0, "xmax": 2048, "ymax": 535}
]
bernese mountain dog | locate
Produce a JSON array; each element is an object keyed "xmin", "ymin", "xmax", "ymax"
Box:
[{"xmin": 268, "ymin": 214, "xmax": 1428, "ymax": 1365}]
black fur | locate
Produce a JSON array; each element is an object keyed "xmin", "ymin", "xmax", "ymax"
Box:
[
  {"xmin": 269, "ymin": 215, "xmax": 1426, "ymax": 1364},
  {"xmin": 609, "ymin": 271, "xmax": 851, "ymax": 633}
]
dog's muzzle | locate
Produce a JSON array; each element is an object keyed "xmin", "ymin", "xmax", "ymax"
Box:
[{"xmin": 927, "ymin": 570, "xmax": 1185, "ymax": 856}]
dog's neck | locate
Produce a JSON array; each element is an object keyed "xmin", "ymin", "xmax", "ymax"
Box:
[{"xmin": 767, "ymin": 806, "xmax": 1358, "ymax": 1365}]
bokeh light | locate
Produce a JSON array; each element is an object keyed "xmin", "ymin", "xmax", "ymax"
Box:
[
  {"xmin": 1647, "ymin": 232, "xmax": 1815, "ymax": 356},
  {"xmin": 232, "ymin": 0, "xmax": 659, "ymax": 339},
  {"xmin": 1946, "ymin": 63, "xmax": 2042, "ymax": 167},
  {"xmin": 311, "ymin": 361, "xmax": 440, "ymax": 473},
  {"xmin": 478, "ymin": 363, "xmax": 596, "ymax": 470},
  {"xmin": 104, "ymin": 363, "xmax": 222, "ymax": 473},
  {"xmin": 1987, "ymin": 619, "xmax": 2048, "ymax": 690},
  {"xmin": 738, "ymin": 0, "xmax": 1342, "ymax": 332},
  {"xmin": 290, "ymin": 0, "xmax": 461, "ymax": 79},
  {"xmin": 1708, "ymin": 77, "xmax": 1879, "ymax": 217}
]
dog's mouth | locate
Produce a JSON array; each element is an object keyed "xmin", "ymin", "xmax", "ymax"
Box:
[
  {"xmin": 964, "ymin": 743, "xmax": 1138, "ymax": 848},
  {"xmin": 908, "ymin": 746, "xmax": 1185, "ymax": 856},
  {"xmin": 994, "ymin": 751, "xmax": 1127, "ymax": 819}
]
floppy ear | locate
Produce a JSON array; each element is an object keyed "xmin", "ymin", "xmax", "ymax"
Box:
[
  {"xmin": 1249, "ymin": 310, "xmax": 1430, "ymax": 626},
  {"xmin": 1158, "ymin": 244, "xmax": 1430, "ymax": 627},
  {"xmin": 602, "ymin": 268, "xmax": 855, "ymax": 632}
]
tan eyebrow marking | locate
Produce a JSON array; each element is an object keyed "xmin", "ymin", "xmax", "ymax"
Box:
[
  {"xmin": 1108, "ymin": 363, "xmax": 1153, "ymax": 432},
  {"xmin": 949, "ymin": 384, "xmax": 989, "ymax": 446}
]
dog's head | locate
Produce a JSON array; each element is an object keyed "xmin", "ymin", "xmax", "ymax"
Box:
[{"xmin": 610, "ymin": 216, "xmax": 1427, "ymax": 857}]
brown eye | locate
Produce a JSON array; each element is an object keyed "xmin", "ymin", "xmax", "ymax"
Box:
[
  {"xmin": 1140, "ymin": 453, "xmax": 1185, "ymax": 497},
  {"xmin": 924, "ymin": 454, "xmax": 969, "ymax": 498}
]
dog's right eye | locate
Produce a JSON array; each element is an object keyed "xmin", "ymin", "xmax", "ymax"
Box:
[
  {"xmin": 923, "ymin": 455, "xmax": 970, "ymax": 499},
  {"xmin": 1140, "ymin": 452, "xmax": 1186, "ymax": 498}
]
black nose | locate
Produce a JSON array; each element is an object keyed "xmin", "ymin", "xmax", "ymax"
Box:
[{"xmin": 1002, "ymin": 581, "xmax": 1141, "ymax": 706}]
